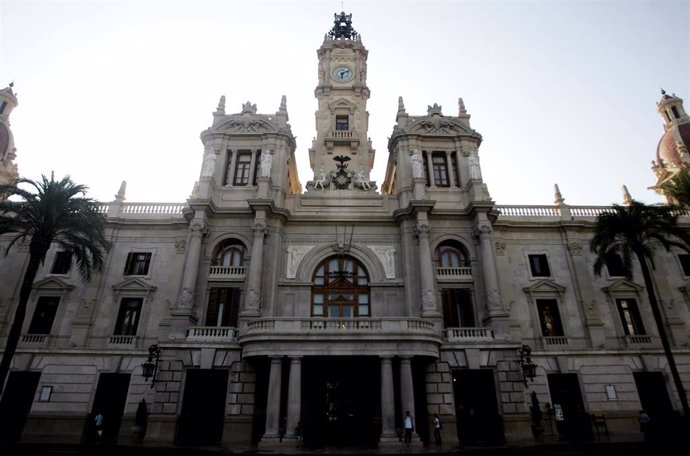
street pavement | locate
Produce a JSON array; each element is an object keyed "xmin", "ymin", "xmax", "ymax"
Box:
[{"xmin": 0, "ymin": 440, "xmax": 683, "ymax": 456}]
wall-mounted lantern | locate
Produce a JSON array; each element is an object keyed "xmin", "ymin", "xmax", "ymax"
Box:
[
  {"xmin": 141, "ymin": 344, "xmax": 162, "ymax": 387},
  {"xmin": 518, "ymin": 344, "xmax": 537, "ymax": 385}
]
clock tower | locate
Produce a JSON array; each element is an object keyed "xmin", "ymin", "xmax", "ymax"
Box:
[{"xmin": 307, "ymin": 12, "xmax": 376, "ymax": 191}]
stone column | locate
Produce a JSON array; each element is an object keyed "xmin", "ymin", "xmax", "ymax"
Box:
[
  {"xmin": 426, "ymin": 152, "xmax": 436, "ymax": 187},
  {"xmin": 379, "ymin": 356, "xmax": 398, "ymax": 442},
  {"xmin": 475, "ymin": 224, "xmax": 502, "ymax": 314},
  {"xmin": 417, "ymin": 221, "xmax": 440, "ymax": 317},
  {"xmin": 262, "ymin": 357, "xmax": 283, "ymax": 442},
  {"xmin": 242, "ymin": 220, "xmax": 267, "ymax": 316},
  {"xmin": 284, "ymin": 356, "xmax": 302, "ymax": 441},
  {"xmin": 399, "ymin": 357, "xmax": 419, "ymax": 442},
  {"xmin": 175, "ymin": 220, "xmax": 205, "ymax": 311},
  {"xmin": 446, "ymin": 151, "xmax": 456, "ymax": 187}
]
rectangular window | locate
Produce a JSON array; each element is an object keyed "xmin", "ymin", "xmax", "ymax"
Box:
[
  {"xmin": 536, "ymin": 299, "xmax": 565, "ymax": 336},
  {"xmin": 223, "ymin": 149, "xmax": 233, "ymax": 185},
  {"xmin": 335, "ymin": 115, "xmax": 349, "ymax": 131},
  {"xmin": 124, "ymin": 252, "xmax": 151, "ymax": 275},
  {"xmin": 51, "ymin": 251, "xmax": 72, "ymax": 275},
  {"xmin": 451, "ymin": 151, "xmax": 460, "ymax": 187},
  {"xmin": 422, "ymin": 151, "xmax": 430, "ymax": 187},
  {"xmin": 616, "ymin": 298, "xmax": 645, "ymax": 335},
  {"xmin": 253, "ymin": 150, "xmax": 260, "ymax": 186},
  {"xmin": 114, "ymin": 297, "xmax": 143, "ymax": 335},
  {"xmin": 441, "ymin": 288, "xmax": 475, "ymax": 328},
  {"xmin": 205, "ymin": 287, "xmax": 241, "ymax": 327},
  {"xmin": 432, "ymin": 152, "xmax": 449, "ymax": 187},
  {"xmin": 605, "ymin": 253, "xmax": 626, "ymax": 277},
  {"xmin": 0, "ymin": 101, "xmax": 6, "ymax": 115},
  {"xmin": 233, "ymin": 151, "xmax": 252, "ymax": 186},
  {"xmin": 528, "ymin": 254, "xmax": 551, "ymax": 277},
  {"xmin": 28, "ymin": 296, "xmax": 60, "ymax": 334},
  {"xmin": 679, "ymin": 254, "xmax": 690, "ymax": 276}
]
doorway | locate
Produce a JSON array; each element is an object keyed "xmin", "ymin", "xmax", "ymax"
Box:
[
  {"xmin": 0, "ymin": 371, "xmax": 41, "ymax": 441},
  {"xmin": 453, "ymin": 369, "xmax": 504, "ymax": 445},
  {"xmin": 547, "ymin": 373, "xmax": 592, "ymax": 441},
  {"xmin": 89, "ymin": 372, "xmax": 131, "ymax": 443},
  {"xmin": 633, "ymin": 371, "xmax": 675, "ymax": 438},
  {"xmin": 176, "ymin": 369, "xmax": 229, "ymax": 444},
  {"xmin": 302, "ymin": 356, "xmax": 380, "ymax": 447}
]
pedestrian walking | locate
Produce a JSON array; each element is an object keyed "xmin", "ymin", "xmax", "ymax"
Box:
[
  {"xmin": 93, "ymin": 412, "xmax": 104, "ymax": 441},
  {"xmin": 403, "ymin": 410, "xmax": 414, "ymax": 446},
  {"xmin": 639, "ymin": 410, "xmax": 650, "ymax": 440},
  {"xmin": 433, "ymin": 413, "xmax": 442, "ymax": 445}
]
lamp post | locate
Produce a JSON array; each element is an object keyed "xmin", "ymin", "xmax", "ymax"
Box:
[
  {"xmin": 141, "ymin": 344, "xmax": 162, "ymax": 388},
  {"xmin": 518, "ymin": 344, "xmax": 537, "ymax": 386}
]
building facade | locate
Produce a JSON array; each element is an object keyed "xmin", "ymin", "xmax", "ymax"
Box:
[{"xmin": 1, "ymin": 12, "xmax": 689, "ymax": 448}]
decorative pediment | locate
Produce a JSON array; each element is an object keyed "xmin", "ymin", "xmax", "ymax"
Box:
[
  {"xmin": 407, "ymin": 116, "xmax": 473, "ymax": 136},
  {"xmin": 328, "ymin": 97, "xmax": 356, "ymax": 113},
  {"xmin": 215, "ymin": 112, "xmax": 277, "ymax": 134},
  {"xmin": 32, "ymin": 277, "xmax": 75, "ymax": 292},
  {"xmin": 602, "ymin": 279, "xmax": 644, "ymax": 294},
  {"xmin": 523, "ymin": 279, "xmax": 566, "ymax": 295},
  {"xmin": 112, "ymin": 278, "xmax": 157, "ymax": 298}
]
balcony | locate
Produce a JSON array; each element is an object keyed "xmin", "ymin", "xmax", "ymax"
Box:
[
  {"xmin": 626, "ymin": 335, "xmax": 652, "ymax": 346},
  {"xmin": 543, "ymin": 336, "xmax": 569, "ymax": 346},
  {"xmin": 21, "ymin": 334, "xmax": 48, "ymax": 345},
  {"xmin": 444, "ymin": 327, "xmax": 494, "ymax": 342},
  {"xmin": 240, "ymin": 317, "xmax": 442, "ymax": 357},
  {"xmin": 325, "ymin": 130, "xmax": 360, "ymax": 150},
  {"xmin": 109, "ymin": 335, "xmax": 136, "ymax": 346},
  {"xmin": 436, "ymin": 267, "xmax": 473, "ymax": 282},
  {"xmin": 208, "ymin": 266, "xmax": 246, "ymax": 281},
  {"xmin": 187, "ymin": 326, "xmax": 238, "ymax": 343}
]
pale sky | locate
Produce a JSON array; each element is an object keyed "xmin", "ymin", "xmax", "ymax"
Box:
[{"xmin": 1, "ymin": 0, "xmax": 689, "ymax": 206}]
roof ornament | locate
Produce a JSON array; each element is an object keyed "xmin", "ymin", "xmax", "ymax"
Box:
[
  {"xmin": 427, "ymin": 103, "xmax": 443, "ymax": 116},
  {"xmin": 458, "ymin": 98, "xmax": 467, "ymax": 115},
  {"xmin": 328, "ymin": 11, "xmax": 358, "ymax": 40},
  {"xmin": 622, "ymin": 185, "xmax": 633, "ymax": 206},
  {"xmin": 215, "ymin": 95, "xmax": 226, "ymax": 115},
  {"xmin": 554, "ymin": 183, "xmax": 565, "ymax": 205},
  {"xmin": 241, "ymin": 101, "xmax": 257, "ymax": 114}
]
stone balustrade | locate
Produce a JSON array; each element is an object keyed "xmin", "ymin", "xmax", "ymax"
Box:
[
  {"xmin": 436, "ymin": 267, "xmax": 473, "ymax": 281},
  {"xmin": 243, "ymin": 317, "xmax": 437, "ymax": 337},
  {"xmin": 187, "ymin": 326, "xmax": 238, "ymax": 342},
  {"xmin": 208, "ymin": 266, "xmax": 246, "ymax": 281},
  {"xmin": 444, "ymin": 327, "xmax": 494, "ymax": 342}
]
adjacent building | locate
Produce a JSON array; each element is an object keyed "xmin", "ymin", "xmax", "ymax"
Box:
[{"xmin": 1, "ymin": 12, "xmax": 689, "ymax": 448}]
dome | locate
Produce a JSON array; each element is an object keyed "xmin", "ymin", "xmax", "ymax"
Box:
[{"xmin": 656, "ymin": 122, "xmax": 690, "ymax": 169}]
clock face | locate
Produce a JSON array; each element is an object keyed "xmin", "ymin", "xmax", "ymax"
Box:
[{"xmin": 331, "ymin": 66, "xmax": 353, "ymax": 82}]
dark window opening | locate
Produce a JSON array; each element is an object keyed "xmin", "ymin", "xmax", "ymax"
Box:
[
  {"xmin": 114, "ymin": 297, "xmax": 143, "ymax": 335},
  {"xmin": 605, "ymin": 253, "xmax": 627, "ymax": 277},
  {"xmin": 335, "ymin": 115, "xmax": 349, "ymax": 131},
  {"xmin": 679, "ymin": 254, "xmax": 690, "ymax": 276},
  {"xmin": 536, "ymin": 298, "xmax": 564, "ymax": 336},
  {"xmin": 233, "ymin": 151, "xmax": 252, "ymax": 186},
  {"xmin": 671, "ymin": 106, "xmax": 680, "ymax": 119},
  {"xmin": 432, "ymin": 152, "xmax": 449, "ymax": 187},
  {"xmin": 51, "ymin": 251, "xmax": 72, "ymax": 274},
  {"xmin": 223, "ymin": 150, "xmax": 233, "ymax": 185},
  {"xmin": 451, "ymin": 151, "xmax": 460, "ymax": 187},
  {"xmin": 528, "ymin": 254, "xmax": 551, "ymax": 277},
  {"xmin": 28, "ymin": 296, "xmax": 60, "ymax": 334},
  {"xmin": 616, "ymin": 298, "xmax": 645, "ymax": 336},
  {"xmin": 205, "ymin": 288, "xmax": 241, "ymax": 327},
  {"xmin": 422, "ymin": 151, "xmax": 430, "ymax": 187},
  {"xmin": 0, "ymin": 102, "xmax": 6, "ymax": 115},
  {"xmin": 213, "ymin": 242, "xmax": 247, "ymax": 267},
  {"xmin": 312, "ymin": 255, "xmax": 370, "ymax": 317},
  {"xmin": 252, "ymin": 151, "xmax": 260, "ymax": 185},
  {"xmin": 442, "ymin": 288, "xmax": 475, "ymax": 327},
  {"xmin": 436, "ymin": 242, "xmax": 470, "ymax": 268},
  {"xmin": 124, "ymin": 252, "xmax": 151, "ymax": 275}
]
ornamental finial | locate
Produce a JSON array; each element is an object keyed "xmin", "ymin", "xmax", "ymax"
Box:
[{"xmin": 328, "ymin": 11, "xmax": 358, "ymax": 40}]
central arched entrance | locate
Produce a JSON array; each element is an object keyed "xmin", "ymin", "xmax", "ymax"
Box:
[{"xmin": 302, "ymin": 356, "xmax": 381, "ymax": 447}]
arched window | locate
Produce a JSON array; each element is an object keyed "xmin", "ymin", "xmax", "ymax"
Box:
[
  {"xmin": 436, "ymin": 241, "xmax": 470, "ymax": 267},
  {"xmin": 213, "ymin": 240, "xmax": 248, "ymax": 267},
  {"xmin": 312, "ymin": 255, "xmax": 370, "ymax": 318}
]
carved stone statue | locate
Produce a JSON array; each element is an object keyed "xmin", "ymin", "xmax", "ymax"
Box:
[
  {"xmin": 353, "ymin": 168, "xmax": 371, "ymax": 190},
  {"xmin": 202, "ymin": 153, "xmax": 216, "ymax": 177},
  {"xmin": 411, "ymin": 152, "xmax": 423, "ymax": 178},
  {"xmin": 314, "ymin": 169, "xmax": 329, "ymax": 190},
  {"xmin": 260, "ymin": 151, "xmax": 272, "ymax": 177},
  {"xmin": 469, "ymin": 155, "xmax": 481, "ymax": 180}
]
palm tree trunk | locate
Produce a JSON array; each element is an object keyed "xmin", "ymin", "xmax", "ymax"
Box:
[
  {"xmin": 636, "ymin": 250, "xmax": 690, "ymax": 417},
  {"xmin": 0, "ymin": 254, "xmax": 41, "ymax": 396}
]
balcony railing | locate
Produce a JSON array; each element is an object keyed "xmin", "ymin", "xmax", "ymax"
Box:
[
  {"xmin": 109, "ymin": 335, "xmax": 135, "ymax": 345},
  {"xmin": 243, "ymin": 317, "xmax": 438, "ymax": 338},
  {"xmin": 544, "ymin": 336, "xmax": 569, "ymax": 346},
  {"xmin": 444, "ymin": 327, "xmax": 494, "ymax": 342},
  {"xmin": 627, "ymin": 335, "xmax": 652, "ymax": 345},
  {"xmin": 208, "ymin": 266, "xmax": 246, "ymax": 281},
  {"xmin": 436, "ymin": 267, "xmax": 473, "ymax": 281},
  {"xmin": 187, "ymin": 326, "xmax": 238, "ymax": 343},
  {"xmin": 21, "ymin": 334, "xmax": 47, "ymax": 344}
]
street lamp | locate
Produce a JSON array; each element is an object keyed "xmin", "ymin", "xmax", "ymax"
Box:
[
  {"xmin": 141, "ymin": 344, "xmax": 162, "ymax": 388},
  {"xmin": 518, "ymin": 344, "xmax": 537, "ymax": 386}
]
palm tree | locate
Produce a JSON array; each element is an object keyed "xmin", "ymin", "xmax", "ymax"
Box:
[
  {"xmin": 659, "ymin": 169, "xmax": 690, "ymax": 207},
  {"xmin": 0, "ymin": 174, "xmax": 110, "ymax": 396},
  {"xmin": 590, "ymin": 200, "xmax": 690, "ymax": 418}
]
